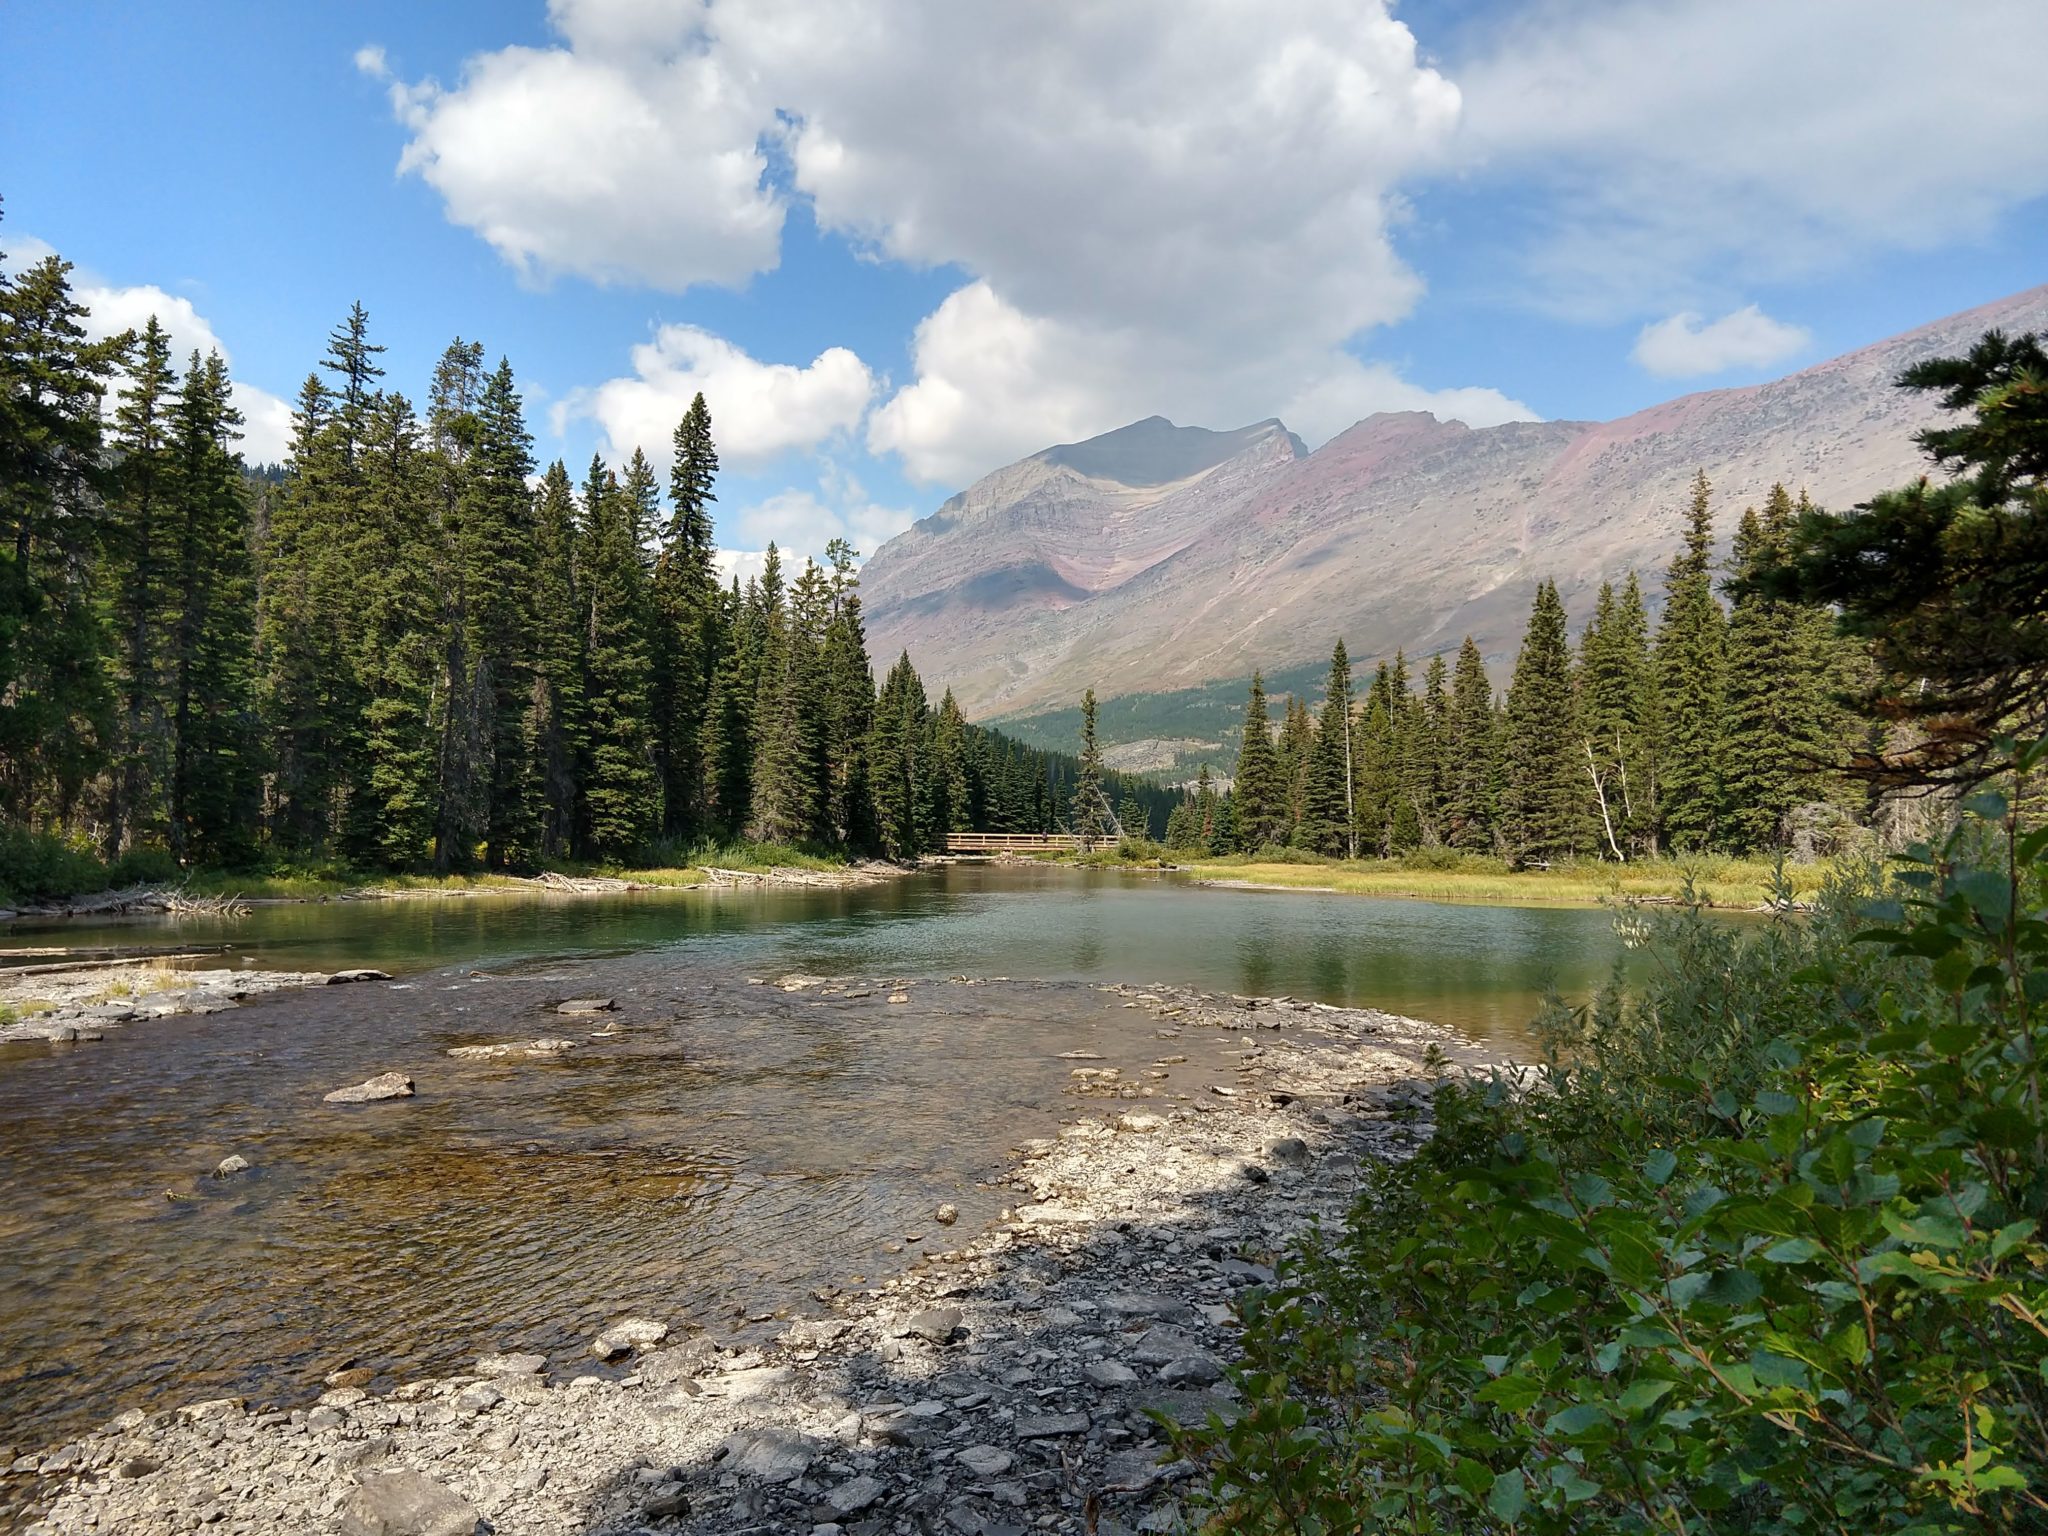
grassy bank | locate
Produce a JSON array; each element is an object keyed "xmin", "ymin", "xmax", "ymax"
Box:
[
  {"xmin": 1173, "ymin": 849, "xmax": 1830, "ymax": 908},
  {"xmin": 1, "ymin": 832, "xmax": 852, "ymax": 908}
]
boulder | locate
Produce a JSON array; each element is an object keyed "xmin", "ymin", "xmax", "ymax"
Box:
[
  {"xmin": 901, "ymin": 1306, "xmax": 963, "ymax": 1344},
  {"xmin": 337, "ymin": 1470, "xmax": 480, "ymax": 1536},
  {"xmin": 212, "ymin": 1154, "xmax": 252, "ymax": 1178},
  {"xmin": 719, "ymin": 1425, "xmax": 819, "ymax": 1484},
  {"xmin": 327, "ymin": 969, "xmax": 393, "ymax": 985},
  {"xmin": 324, "ymin": 1073, "xmax": 414, "ymax": 1104},
  {"xmin": 1264, "ymin": 1136, "xmax": 1311, "ymax": 1167},
  {"xmin": 934, "ymin": 1202, "xmax": 959, "ymax": 1225},
  {"xmin": 591, "ymin": 1316, "xmax": 669, "ymax": 1359}
]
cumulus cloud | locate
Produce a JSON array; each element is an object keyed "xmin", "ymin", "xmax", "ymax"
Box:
[
  {"xmin": 368, "ymin": 7, "xmax": 781, "ymax": 291},
  {"xmin": 1455, "ymin": 0, "xmax": 2048, "ymax": 318},
  {"xmin": 562, "ymin": 324, "xmax": 874, "ymax": 473},
  {"xmin": 2, "ymin": 236, "xmax": 295, "ymax": 463},
  {"xmin": 1631, "ymin": 305, "xmax": 1811, "ymax": 378},
  {"xmin": 726, "ymin": 487, "xmax": 915, "ymax": 561},
  {"xmin": 372, "ymin": 0, "xmax": 1525, "ymax": 485}
]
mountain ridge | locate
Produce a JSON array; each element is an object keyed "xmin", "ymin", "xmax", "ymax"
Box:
[{"xmin": 859, "ymin": 284, "xmax": 2048, "ymax": 722}]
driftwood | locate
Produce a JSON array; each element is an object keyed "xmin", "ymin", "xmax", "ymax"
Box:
[
  {"xmin": 9, "ymin": 884, "xmax": 248, "ymax": 920},
  {"xmin": 526, "ymin": 871, "xmax": 646, "ymax": 894}
]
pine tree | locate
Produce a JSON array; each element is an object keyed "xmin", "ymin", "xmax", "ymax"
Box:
[
  {"xmin": 1298, "ymin": 641, "xmax": 1355, "ymax": 855},
  {"xmin": 347, "ymin": 390, "xmax": 444, "ymax": 867},
  {"xmin": 580, "ymin": 453, "xmax": 659, "ymax": 857},
  {"xmin": 1654, "ymin": 471, "xmax": 1728, "ymax": 850},
  {"xmin": 820, "ymin": 539, "xmax": 875, "ymax": 848},
  {"xmin": 1277, "ymin": 693, "xmax": 1314, "ymax": 842},
  {"xmin": 426, "ymin": 338, "xmax": 486, "ymax": 869},
  {"xmin": 1446, "ymin": 637, "xmax": 1498, "ymax": 851},
  {"xmin": 0, "ymin": 245, "xmax": 123, "ymax": 826},
  {"xmin": 930, "ymin": 689, "xmax": 971, "ymax": 842},
  {"xmin": 165, "ymin": 351, "xmax": 260, "ymax": 865},
  {"xmin": 1231, "ymin": 673, "xmax": 1285, "ymax": 850},
  {"xmin": 871, "ymin": 650, "xmax": 928, "ymax": 857},
  {"xmin": 1577, "ymin": 576, "xmax": 1654, "ymax": 858},
  {"xmin": 1353, "ymin": 663, "xmax": 1397, "ymax": 855},
  {"xmin": 1073, "ymin": 688, "xmax": 1105, "ymax": 846},
  {"xmin": 1386, "ymin": 652, "xmax": 1426, "ymax": 851},
  {"xmin": 1721, "ymin": 487, "xmax": 1835, "ymax": 852},
  {"xmin": 465, "ymin": 359, "xmax": 537, "ymax": 867},
  {"xmin": 1501, "ymin": 580, "xmax": 1583, "ymax": 864},
  {"xmin": 652, "ymin": 391, "xmax": 720, "ymax": 838},
  {"xmin": 528, "ymin": 461, "xmax": 585, "ymax": 859},
  {"xmin": 103, "ymin": 316, "xmax": 178, "ymax": 855}
]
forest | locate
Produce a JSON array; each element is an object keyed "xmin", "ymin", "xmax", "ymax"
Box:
[
  {"xmin": 0, "ymin": 228, "xmax": 1171, "ymax": 899},
  {"xmin": 1165, "ymin": 473, "xmax": 1885, "ymax": 866}
]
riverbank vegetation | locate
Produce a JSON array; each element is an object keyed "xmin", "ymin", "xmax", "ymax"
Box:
[
  {"xmin": 1184, "ymin": 760, "xmax": 2048, "ymax": 1531},
  {"xmin": 0, "ymin": 224, "xmax": 1170, "ymax": 906}
]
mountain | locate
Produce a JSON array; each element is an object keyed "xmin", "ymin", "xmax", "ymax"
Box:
[{"xmin": 859, "ymin": 286, "xmax": 2048, "ymax": 728}]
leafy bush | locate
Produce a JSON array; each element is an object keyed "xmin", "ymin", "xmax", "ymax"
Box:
[
  {"xmin": 1180, "ymin": 745, "xmax": 2048, "ymax": 1533},
  {"xmin": 0, "ymin": 827, "xmax": 111, "ymax": 904}
]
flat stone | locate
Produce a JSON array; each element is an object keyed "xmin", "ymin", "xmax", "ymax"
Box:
[
  {"xmin": 1114, "ymin": 1112, "xmax": 1166, "ymax": 1133},
  {"xmin": 956, "ymin": 1444, "xmax": 1014, "ymax": 1478},
  {"xmin": 1100, "ymin": 1293, "xmax": 1194, "ymax": 1322},
  {"xmin": 1159, "ymin": 1354, "xmax": 1224, "ymax": 1386},
  {"xmin": 327, "ymin": 969, "xmax": 392, "ymax": 985},
  {"xmin": 1015, "ymin": 1411, "xmax": 1091, "ymax": 1438},
  {"xmin": 704, "ymin": 1365, "xmax": 792, "ymax": 1399},
  {"xmin": 114, "ymin": 1455, "xmax": 161, "ymax": 1479},
  {"xmin": 902, "ymin": 1306, "xmax": 964, "ymax": 1344},
  {"xmin": 524, "ymin": 1037, "xmax": 576, "ymax": 1054},
  {"xmin": 475, "ymin": 1352, "xmax": 547, "ymax": 1378},
  {"xmin": 826, "ymin": 1475, "xmax": 887, "ymax": 1515},
  {"xmin": 720, "ymin": 1426, "xmax": 819, "ymax": 1484},
  {"xmin": 453, "ymin": 1382, "xmax": 502, "ymax": 1412},
  {"xmin": 324, "ymin": 1072, "xmax": 415, "ymax": 1104},
  {"xmin": 1084, "ymin": 1360, "xmax": 1139, "ymax": 1388},
  {"xmin": 642, "ymin": 1483, "xmax": 690, "ymax": 1518},
  {"xmin": 337, "ymin": 1469, "xmax": 480, "ymax": 1536},
  {"xmin": 212, "ymin": 1154, "xmax": 251, "ymax": 1178},
  {"xmin": 556, "ymin": 997, "xmax": 617, "ymax": 1014},
  {"xmin": 591, "ymin": 1317, "xmax": 669, "ymax": 1358}
]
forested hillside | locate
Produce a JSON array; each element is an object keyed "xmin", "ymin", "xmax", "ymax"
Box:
[
  {"xmin": 1167, "ymin": 473, "xmax": 1885, "ymax": 864},
  {"xmin": 0, "ymin": 228, "xmax": 1168, "ymax": 897}
]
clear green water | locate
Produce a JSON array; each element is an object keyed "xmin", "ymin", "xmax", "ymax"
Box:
[
  {"xmin": 0, "ymin": 866, "xmax": 1638, "ymax": 1451},
  {"xmin": 4, "ymin": 863, "xmax": 1636, "ymax": 1044}
]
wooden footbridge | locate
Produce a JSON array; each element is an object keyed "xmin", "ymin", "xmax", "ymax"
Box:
[{"xmin": 940, "ymin": 831, "xmax": 1118, "ymax": 853}]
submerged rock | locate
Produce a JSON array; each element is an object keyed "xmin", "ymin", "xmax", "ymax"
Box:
[
  {"xmin": 211, "ymin": 1154, "xmax": 251, "ymax": 1178},
  {"xmin": 327, "ymin": 969, "xmax": 393, "ymax": 985},
  {"xmin": 324, "ymin": 1072, "xmax": 415, "ymax": 1104},
  {"xmin": 555, "ymin": 997, "xmax": 616, "ymax": 1015}
]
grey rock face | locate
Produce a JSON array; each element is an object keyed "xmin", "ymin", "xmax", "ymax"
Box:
[{"xmin": 336, "ymin": 1470, "xmax": 480, "ymax": 1536}]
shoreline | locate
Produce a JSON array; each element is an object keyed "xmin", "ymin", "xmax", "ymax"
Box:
[
  {"xmin": 4, "ymin": 981, "xmax": 1495, "ymax": 1535},
  {"xmin": 0, "ymin": 861, "xmax": 909, "ymax": 925}
]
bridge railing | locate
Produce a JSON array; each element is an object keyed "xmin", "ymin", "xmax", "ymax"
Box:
[{"xmin": 941, "ymin": 832, "xmax": 1116, "ymax": 852}]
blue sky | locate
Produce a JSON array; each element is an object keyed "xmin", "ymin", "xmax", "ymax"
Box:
[{"xmin": 4, "ymin": 0, "xmax": 2044, "ymax": 572}]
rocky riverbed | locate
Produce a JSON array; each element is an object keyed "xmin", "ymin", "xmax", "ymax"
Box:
[
  {"xmin": 4, "ymin": 982, "xmax": 1494, "ymax": 1535},
  {"xmin": 0, "ymin": 962, "xmax": 385, "ymax": 1047}
]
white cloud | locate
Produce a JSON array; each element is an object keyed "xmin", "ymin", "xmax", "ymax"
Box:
[
  {"xmin": 373, "ymin": 4, "xmax": 781, "ymax": 291},
  {"xmin": 563, "ymin": 323, "xmax": 874, "ymax": 473},
  {"xmin": 727, "ymin": 487, "xmax": 914, "ymax": 561},
  {"xmin": 3, "ymin": 238, "xmax": 295, "ymax": 463},
  {"xmin": 1455, "ymin": 0, "xmax": 2048, "ymax": 318},
  {"xmin": 352, "ymin": 44, "xmax": 388, "ymax": 78},
  {"xmin": 1631, "ymin": 305, "xmax": 1811, "ymax": 378},
  {"xmin": 374, "ymin": 0, "xmax": 1523, "ymax": 485}
]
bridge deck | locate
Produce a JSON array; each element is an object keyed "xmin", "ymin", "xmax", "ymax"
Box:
[{"xmin": 941, "ymin": 832, "xmax": 1116, "ymax": 853}]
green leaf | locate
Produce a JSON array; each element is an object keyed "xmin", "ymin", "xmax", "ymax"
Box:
[
  {"xmin": 1488, "ymin": 1471, "xmax": 1527, "ymax": 1523},
  {"xmin": 1644, "ymin": 1149, "xmax": 1677, "ymax": 1186}
]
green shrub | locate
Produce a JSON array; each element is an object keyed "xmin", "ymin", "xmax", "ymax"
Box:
[
  {"xmin": 0, "ymin": 827, "xmax": 110, "ymax": 905},
  {"xmin": 1180, "ymin": 745, "xmax": 2048, "ymax": 1533}
]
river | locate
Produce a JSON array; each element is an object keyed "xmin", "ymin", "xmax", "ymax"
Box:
[{"xmin": 0, "ymin": 866, "xmax": 1635, "ymax": 1453}]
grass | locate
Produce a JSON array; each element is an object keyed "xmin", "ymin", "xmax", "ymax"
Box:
[
  {"xmin": 1169, "ymin": 849, "xmax": 1831, "ymax": 909},
  {"xmin": 163, "ymin": 841, "xmax": 852, "ymax": 903}
]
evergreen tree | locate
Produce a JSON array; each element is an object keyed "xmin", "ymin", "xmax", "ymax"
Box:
[
  {"xmin": 103, "ymin": 316, "xmax": 178, "ymax": 855},
  {"xmin": 1298, "ymin": 640, "xmax": 1355, "ymax": 855},
  {"xmin": 820, "ymin": 539, "xmax": 875, "ymax": 848},
  {"xmin": 1501, "ymin": 580, "xmax": 1583, "ymax": 864},
  {"xmin": 1277, "ymin": 693, "xmax": 1314, "ymax": 842},
  {"xmin": 1654, "ymin": 471, "xmax": 1727, "ymax": 850},
  {"xmin": 871, "ymin": 650, "xmax": 928, "ymax": 857},
  {"xmin": 165, "ymin": 351, "xmax": 259, "ymax": 864},
  {"xmin": 1446, "ymin": 636, "xmax": 1498, "ymax": 851},
  {"xmin": 1577, "ymin": 576, "xmax": 1655, "ymax": 858},
  {"xmin": 528, "ymin": 461, "xmax": 584, "ymax": 859},
  {"xmin": 347, "ymin": 391, "xmax": 444, "ymax": 867},
  {"xmin": 465, "ymin": 359, "xmax": 537, "ymax": 867},
  {"xmin": 1386, "ymin": 652, "xmax": 1425, "ymax": 851},
  {"xmin": 1721, "ymin": 487, "xmax": 1835, "ymax": 852},
  {"xmin": 1232, "ymin": 673, "xmax": 1285, "ymax": 850},
  {"xmin": 1073, "ymin": 688, "xmax": 1105, "ymax": 846},
  {"xmin": 426, "ymin": 338, "xmax": 486, "ymax": 869},
  {"xmin": 651, "ymin": 391, "xmax": 720, "ymax": 837},
  {"xmin": 580, "ymin": 453, "xmax": 659, "ymax": 857},
  {"xmin": 0, "ymin": 244, "xmax": 123, "ymax": 827},
  {"xmin": 1353, "ymin": 663, "xmax": 1397, "ymax": 856}
]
